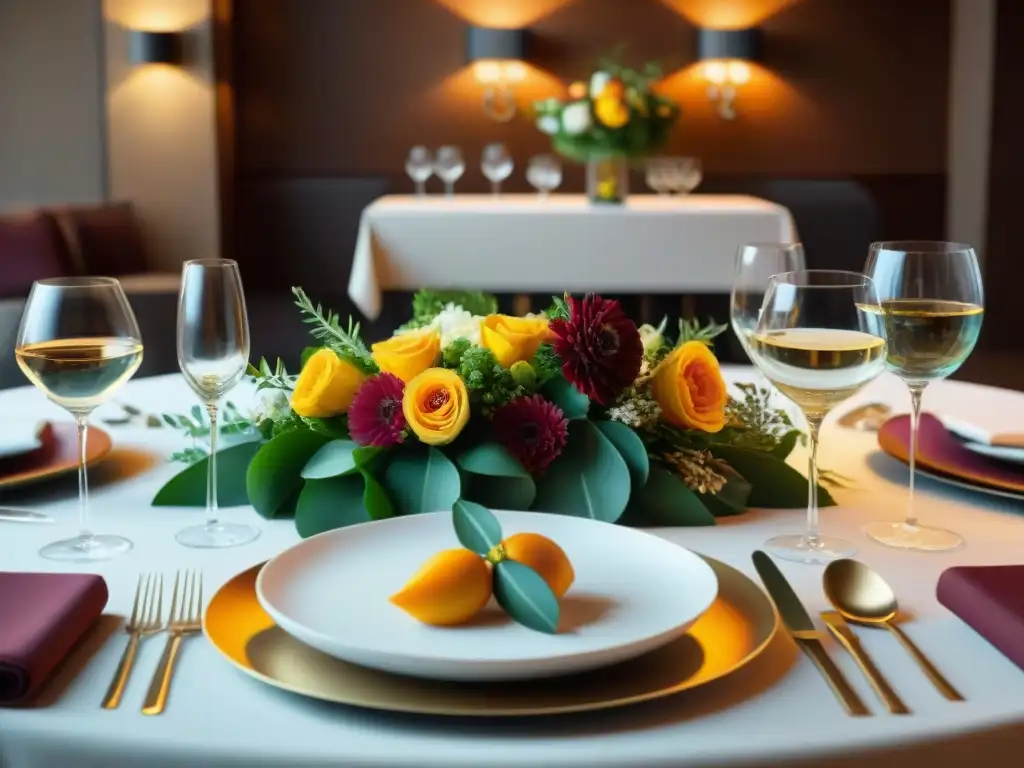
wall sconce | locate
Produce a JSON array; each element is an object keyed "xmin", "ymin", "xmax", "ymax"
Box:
[
  {"xmin": 698, "ymin": 27, "xmax": 760, "ymax": 120},
  {"xmin": 466, "ymin": 26, "xmax": 529, "ymax": 122},
  {"xmin": 128, "ymin": 30, "xmax": 184, "ymax": 66}
]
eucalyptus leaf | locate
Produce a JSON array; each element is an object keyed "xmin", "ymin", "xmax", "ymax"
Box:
[
  {"xmin": 295, "ymin": 474, "xmax": 371, "ymax": 538},
  {"xmin": 620, "ymin": 467, "xmax": 716, "ymax": 527},
  {"xmin": 493, "ymin": 559, "xmax": 560, "ymax": 634},
  {"xmin": 532, "ymin": 421, "xmax": 630, "ymax": 522},
  {"xmin": 152, "ymin": 441, "xmax": 260, "ymax": 507},
  {"xmin": 361, "ymin": 469, "xmax": 394, "ymax": 521},
  {"xmin": 452, "ymin": 499, "xmax": 503, "ymax": 555},
  {"xmin": 542, "ymin": 377, "xmax": 590, "ymax": 420},
  {"xmin": 456, "ymin": 443, "xmax": 530, "ymax": 478},
  {"xmin": 700, "ymin": 492, "xmax": 747, "ymax": 518},
  {"xmin": 772, "ymin": 429, "xmax": 802, "ymax": 460},
  {"xmin": 595, "ymin": 421, "xmax": 649, "ymax": 488},
  {"xmin": 710, "ymin": 445, "xmax": 835, "ymax": 508},
  {"xmin": 461, "ymin": 472, "xmax": 537, "ymax": 510},
  {"xmin": 708, "ymin": 463, "xmax": 752, "ymax": 514},
  {"xmin": 301, "ymin": 416, "xmax": 350, "ymax": 440},
  {"xmin": 247, "ymin": 430, "xmax": 331, "ymax": 518},
  {"xmin": 302, "ymin": 439, "xmax": 360, "ymax": 479},
  {"xmin": 384, "ymin": 446, "xmax": 462, "ymax": 516}
]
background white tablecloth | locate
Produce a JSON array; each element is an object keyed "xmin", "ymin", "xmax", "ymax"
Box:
[
  {"xmin": 348, "ymin": 195, "xmax": 796, "ymax": 319},
  {"xmin": 2, "ymin": 370, "xmax": 1024, "ymax": 768}
]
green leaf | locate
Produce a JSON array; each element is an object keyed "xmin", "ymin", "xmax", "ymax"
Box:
[
  {"xmin": 152, "ymin": 441, "xmax": 260, "ymax": 507},
  {"xmin": 300, "ymin": 416, "xmax": 350, "ymax": 439},
  {"xmin": 595, "ymin": 421, "xmax": 649, "ymax": 488},
  {"xmin": 493, "ymin": 559, "xmax": 560, "ymax": 634},
  {"xmin": 532, "ymin": 421, "xmax": 630, "ymax": 522},
  {"xmin": 705, "ymin": 462, "xmax": 752, "ymax": 515},
  {"xmin": 361, "ymin": 469, "xmax": 394, "ymax": 521},
  {"xmin": 301, "ymin": 439, "xmax": 370, "ymax": 479},
  {"xmin": 295, "ymin": 474, "xmax": 371, "ymax": 537},
  {"xmin": 452, "ymin": 499, "xmax": 503, "ymax": 555},
  {"xmin": 709, "ymin": 445, "xmax": 836, "ymax": 508},
  {"xmin": 772, "ymin": 429, "xmax": 802, "ymax": 460},
  {"xmin": 620, "ymin": 467, "xmax": 716, "ymax": 527},
  {"xmin": 461, "ymin": 472, "xmax": 537, "ymax": 510},
  {"xmin": 699, "ymin": 493, "xmax": 746, "ymax": 518},
  {"xmin": 246, "ymin": 429, "xmax": 331, "ymax": 518},
  {"xmin": 456, "ymin": 443, "xmax": 530, "ymax": 478},
  {"xmin": 542, "ymin": 377, "xmax": 590, "ymax": 420},
  {"xmin": 384, "ymin": 446, "xmax": 462, "ymax": 516}
]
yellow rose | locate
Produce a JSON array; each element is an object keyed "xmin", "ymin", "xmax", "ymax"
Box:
[
  {"xmin": 291, "ymin": 348, "xmax": 366, "ymax": 419},
  {"xmin": 371, "ymin": 330, "xmax": 441, "ymax": 383},
  {"xmin": 480, "ymin": 315, "xmax": 552, "ymax": 368},
  {"xmin": 594, "ymin": 95, "xmax": 629, "ymax": 128},
  {"xmin": 403, "ymin": 368, "xmax": 470, "ymax": 446},
  {"xmin": 651, "ymin": 341, "xmax": 728, "ymax": 433}
]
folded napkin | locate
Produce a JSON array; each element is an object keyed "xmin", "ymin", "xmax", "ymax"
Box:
[
  {"xmin": 0, "ymin": 572, "xmax": 108, "ymax": 704},
  {"xmin": 937, "ymin": 565, "xmax": 1024, "ymax": 671},
  {"xmin": 940, "ymin": 415, "xmax": 1024, "ymax": 449}
]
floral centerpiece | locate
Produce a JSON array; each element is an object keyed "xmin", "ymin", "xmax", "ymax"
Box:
[
  {"xmin": 154, "ymin": 289, "xmax": 833, "ymax": 536},
  {"xmin": 534, "ymin": 61, "xmax": 680, "ymax": 203}
]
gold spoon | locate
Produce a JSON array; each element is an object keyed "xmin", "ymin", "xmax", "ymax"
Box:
[{"xmin": 823, "ymin": 558, "xmax": 964, "ymax": 701}]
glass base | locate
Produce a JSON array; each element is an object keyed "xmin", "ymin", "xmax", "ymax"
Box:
[
  {"xmin": 765, "ymin": 533, "xmax": 857, "ymax": 565},
  {"xmin": 39, "ymin": 533, "xmax": 133, "ymax": 562},
  {"xmin": 176, "ymin": 522, "xmax": 260, "ymax": 549},
  {"xmin": 863, "ymin": 521, "xmax": 963, "ymax": 552}
]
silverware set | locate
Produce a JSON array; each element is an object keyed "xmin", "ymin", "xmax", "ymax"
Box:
[
  {"xmin": 754, "ymin": 551, "xmax": 962, "ymax": 716},
  {"xmin": 102, "ymin": 570, "xmax": 203, "ymax": 715}
]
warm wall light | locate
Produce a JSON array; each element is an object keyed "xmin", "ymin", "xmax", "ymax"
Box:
[
  {"xmin": 128, "ymin": 30, "xmax": 184, "ymax": 66},
  {"xmin": 698, "ymin": 27, "xmax": 760, "ymax": 119},
  {"xmin": 466, "ymin": 26, "xmax": 529, "ymax": 122}
]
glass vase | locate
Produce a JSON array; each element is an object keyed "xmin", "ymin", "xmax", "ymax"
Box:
[{"xmin": 586, "ymin": 156, "xmax": 629, "ymax": 204}]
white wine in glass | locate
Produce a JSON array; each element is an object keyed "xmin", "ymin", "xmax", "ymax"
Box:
[
  {"xmin": 15, "ymin": 277, "xmax": 143, "ymax": 561},
  {"xmin": 748, "ymin": 270, "xmax": 888, "ymax": 564},
  {"xmin": 861, "ymin": 241, "xmax": 984, "ymax": 551},
  {"xmin": 174, "ymin": 259, "xmax": 260, "ymax": 548}
]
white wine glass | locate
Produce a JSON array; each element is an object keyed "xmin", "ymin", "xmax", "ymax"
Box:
[
  {"xmin": 749, "ymin": 270, "xmax": 888, "ymax": 564},
  {"xmin": 861, "ymin": 241, "xmax": 984, "ymax": 551},
  {"xmin": 174, "ymin": 259, "xmax": 259, "ymax": 549},
  {"xmin": 434, "ymin": 146, "xmax": 465, "ymax": 197},
  {"xmin": 526, "ymin": 155, "xmax": 562, "ymax": 199},
  {"xmin": 481, "ymin": 143, "xmax": 514, "ymax": 196},
  {"xmin": 15, "ymin": 277, "xmax": 143, "ymax": 561},
  {"xmin": 645, "ymin": 158, "xmax": 672, "ymax": 196},
  {"xmin": 670, "ymin": 156, "xmax": 702, "ymax": 194},
  {"xmin": 731, "ymin": 242, "xmax": 806, "ymax": 360},
  {"xmin": 405, "ymin": 146, "xmax": 433, "ymax": 196}
]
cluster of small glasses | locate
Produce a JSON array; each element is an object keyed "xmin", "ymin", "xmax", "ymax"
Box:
[
  {"xmin": 730, "ymin": 242, "xmax": 984, "ymax": 564},
  {"xmin": 15, "ymin": 260, "xmax": 258, "ymax": 561},
  {"xmin": 406, "ymin": 144, "xmax": 564, "ymax": 199},
  {"xmin": 645, "ymin": 157, "xmax": 703, "ymax": 195}
]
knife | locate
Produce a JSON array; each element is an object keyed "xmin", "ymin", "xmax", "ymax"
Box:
[
  {"xmin": 752, "ymin": 551, "xmax": 870, "ymax": 716},
  {"xmin": 0, "ymin": 508, "xmax": 56, "ymax": 524}
]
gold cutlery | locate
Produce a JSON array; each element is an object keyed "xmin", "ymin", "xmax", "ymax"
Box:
[
  {"xmin": 102, "ymin": 573, "xmax": 164, "ymax": 709},
  {"xmin": 823, "ymin": 559, "xmax": 964, "ymax": 701},
  {"xmin": 142, "ymin": 570, "xmax": 203, "ymax": 716},
  {"xmin": 821, "ymin": 610, "xmax": 909, "ymax": 714},
  {"xmin": 752, "ymin": 551, "xmax": 870, "ymax": 716}
]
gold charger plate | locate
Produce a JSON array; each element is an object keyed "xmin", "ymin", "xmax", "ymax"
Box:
[
  {"xmin": 0, "ymin": 422, "xmax": 112, "ymax": 490},
  {"xmin": 204, "ymin": 555, "xmax": 779, "ymax": 717}
]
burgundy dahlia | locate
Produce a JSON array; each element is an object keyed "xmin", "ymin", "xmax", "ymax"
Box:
[
  {"xmin": 348, "ymin": 373, "xmax": 406, "ymax": 447},
  {"xmin": 493, "ymin": 395, "xmax": 568, "ymax": 474},
  {"xmin": 548, "ymin": 294, "xmax": 643, "ymax": 405}
]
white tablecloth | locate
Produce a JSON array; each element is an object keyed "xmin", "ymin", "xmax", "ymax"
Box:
[
  {"xmin": 3, "ymin": 370, "xmax": 1024, "ymax": 768},
  {"xmin": 348, "ymin": 195, "xmax": 796, "ymax": 319}
]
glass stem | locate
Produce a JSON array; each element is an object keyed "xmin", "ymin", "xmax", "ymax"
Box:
[
  {"xmin": 445, "ymin": 181, "xmax": 454, "ymax": 198},
  {"xmin": 76, "ymin": 415, "xmax": 91, "ymax": 539},
  {"xmin": 805, "ymin": 418, "xmax": 822, "ymax": 546},
  {"xmin": 906, "ymin": 385, "xmax": 925, "ymax": 528},
  {"xmin": 415, "ymin": 180, "xmax": 425, "ymax": 197},
  {"xmin": 491, "ymin": 181, "xmax": 500, "ymax": 197},
  {"xmin": 206, "ymin": 403, "xmax": 219, "ymax": 527}
]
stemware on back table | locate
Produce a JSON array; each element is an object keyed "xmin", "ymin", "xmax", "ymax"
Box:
[
  {"xmin": 526, "ymin": 155, "xmax": 562, "ymax": 199},
  {"xmin": 405, "ymin": 146, "xmax": 434, "ymax": 196},
  {"xmin": 481, "ymin": 143, "xmax": 514, "ymax": 197},
  {"xmin": 434, "ymin": 146, "xmax": 466, "ymax": 197}
]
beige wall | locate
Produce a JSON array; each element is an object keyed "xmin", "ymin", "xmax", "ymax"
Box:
[{"xmin": 0, "ymin": 0, "xmax": 107, "ymax": 209}]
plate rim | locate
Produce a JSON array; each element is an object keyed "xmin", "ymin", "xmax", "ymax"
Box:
[{"xmin": 0, "ymin": 422, "xmax": 113, "ymax": 489}]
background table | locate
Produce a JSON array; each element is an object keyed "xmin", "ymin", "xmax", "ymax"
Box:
[
  {"xmin": 3, "ymin": 370, "xmax": 1024, "ymax": 767},
  {"xmin": 349, "ymin": 195, "xmax": 796, "ymax": 319}
]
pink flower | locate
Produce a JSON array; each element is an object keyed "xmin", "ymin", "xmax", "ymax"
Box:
[
  {"xmin": 493, "ymin": 395, "xmax": 568, "ymax": 474},
  {"xmin": 348, "ymin": 373, "xmax": 406, "ymax": 447}
]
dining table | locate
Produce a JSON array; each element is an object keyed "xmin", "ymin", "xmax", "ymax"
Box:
[
  {"xmin": 348, "ymin": 194, "xmax": 797, "ymax": 320},
  {"xmin": 2, "ymin": 368, "xmax": 1024, "ymax": 767}
]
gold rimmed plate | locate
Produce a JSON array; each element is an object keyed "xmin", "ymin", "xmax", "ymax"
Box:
[
  {"xmin": 0, "ymin": 422, "xmax": 112, "ymax": 490},
  {"xmin": 204, "ymin": 555, "xmax": 779, "ymax": 717}
]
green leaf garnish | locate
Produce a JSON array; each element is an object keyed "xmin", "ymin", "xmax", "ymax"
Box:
[
  {"xmin": 493, "ymin": 560, "xmax": 560, "ymax": 634},
  {"xmin": 452, "ymin": 499, "xmax": 503, "ymax": 556}
]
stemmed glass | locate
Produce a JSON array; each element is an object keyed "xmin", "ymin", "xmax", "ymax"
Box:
[
  {"xmin": 481, "ymin": 143, "xmax": 514, "ymax": 197},
  {"xmin": 669, "ymin": 157, "xmax": 702, "ymax": 194},
  {"xmin": 174, "ymin": 259, "xmax": 260, "ymax": 549},
  {"xmin": 15, "ymin": 277, "xmax": 143, "ymax": 560},
  {"xmin": 731, "ymin": 242, "xmax": 806, "ymax": 358},
  {"xmin": 434, "ymin": 146, "xmax": 465, "ymax": 197},
  {"xmin": 747, "ymin": 270, "xmax": 888, "ymax": 563},
  {"xmin": 861, "ymin": 241, "xmax": 984, "ymax": 551},
  {"xmin": 645, "ymin": 158, "xmax": 672, "ymax": 196},
  {"xmin": 405, "ymin": 146, "xmax": 433, "ymax": 197},
  {"xmin": 526, "ymin": 155, "xmax": 562, "ymax": 199}
]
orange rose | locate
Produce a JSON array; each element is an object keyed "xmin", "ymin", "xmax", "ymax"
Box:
[
  {"xmin": 480, "ymin": 315, "xmax": 552, "ymax": 368},
  {"xmin": 371, "ymin": 329, "xmax": 441, "ymax": 384},
  {"xmin": 651, "ymin": 342, "xmax": 728, "ymax": 433}
]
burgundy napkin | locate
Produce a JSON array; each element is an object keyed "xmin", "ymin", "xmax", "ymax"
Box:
[
  {"xmin": 937, "ymin": 565, "xmax": 1024, "ymax": 671},
  {"xmin": 0, "ymin": 572, "xmax": 108, "ymax": 703}
]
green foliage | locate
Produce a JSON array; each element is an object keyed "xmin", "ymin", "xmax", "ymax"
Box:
[
  {"xmin": 442, "ymin": 337, "xmax": 474, "ymax": 368},
  {"xmin": 452, "ymin": 499, "xmax": 503, "ymax": 555},
  {"xmin": 493, "ymin": 559, "xmax": 560, "ymax": 634},
  {"xmin": 458, "ymin": 346, "xmax": 525, "ymax": 412},
  {"xmin": 247, "ymin": 357, "xmax": 296, "ymax": 393},
  {"xmin": 406, "ymin": 290, "xmax": 498, "ymax": 328},
  {"xmin": 152, "ymin": 442, "xmax": 260, "ymax": 507},
  {"xmin": 301, "ymin": 439, "xmax": 381, "ymax": 480},
  {"xmin": 530, "ymin": 344, "xmax": 563, "ymax": 387},
  {"xmin": 246, "ymin": 430, "xmax": 331, "ymax": 518},
  {"xmin": 676, "ymin": 317, "xmax": 729, "ymax": 348},
  {"xmin": 542, "ymin": 376, "xmax": 590, "ymax": 420},
  {"xmin": 619, "ymin": 467, "xmax": 716, "ymax": 527},
  {"xmin": 457, "ymin": 443, "xmax": 537, "ymax": 510},
  {"xmin": 709, "ymin": 445, "xmax": 836, "ymax": 508},
  {"xmin": 595, "ymin": 421, "xmax": 649, "ymax": 488},
  {"xmin": 544, "ymin": 294, "xmax": 571, "ymax": 321},
  {"xmin": 292, "ymin": 287, "xmax": 376, "ymax": 374},
  {"xmin": 160, "ymin": 402, "xmax": 254, "ymax": 464},
  {"xmin": 294, "ymin": 471, "xmax": 393, "ymax": 538},
  {"xmin": 715, "ymin": 382, "xmax": 802, "ymax": 455},
  {"xmin": 384, "ymin": 447, "xmax": 461, "ymax": 516}
]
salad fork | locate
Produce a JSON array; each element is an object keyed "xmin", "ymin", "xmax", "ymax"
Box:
[
  {"xmin": 102, "ymin": 573, "xmax": 164, "ymax": 709},
  {"xmin": 142, "ymin": 570, "xmax": 202, "ymax": 715}
]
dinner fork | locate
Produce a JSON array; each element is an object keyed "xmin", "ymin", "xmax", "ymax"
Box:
[
  {"xmin": 102, "ymin": 573, "xmax": 164, "ymax": 709},
  {"xmin": 142, "ymin": 570, "xmax": 203, "ymax": 716}
]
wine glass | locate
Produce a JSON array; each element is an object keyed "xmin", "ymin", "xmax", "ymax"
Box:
[
  {"xmin": 669, "ymin": 157, "xmax": 702, "ymax": 194},
  {"xmin": 748, "ymin": 270, "xmax": 888, "ymax": 564},
  {"xmin": 645, "ymin": 158, "xmax": 672, "ymax": 196},
  {"xmin": 481, "ymin": 143, "xmax": 514, "ymax": 197},
  {"xmin": 861, "ymin": 241, "xmax": 984, "ymax": 551},
  {"xmin": 526, "ymin": 155, "xmax": 562, "ymax": 199},
  {"xmin": 174, "ymin": 259, "xmax": 259, "ymax": 549},
  {"xmin": 434, "ymin": 146, "xmax": 465, "ymax": 197},
  {"xmin": 405, "ymin": 146, "xmax": 433, "ymax": 197},
  {"xmin": 15, "ymin": 277, "xmax": 143, "ymax": 560},
  {"xmin": 731, "ymin": 242, "xmax": 806, "ymax": 359}
]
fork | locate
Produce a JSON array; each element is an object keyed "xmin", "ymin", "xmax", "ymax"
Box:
[
  {"xmin": 102, "ymin": 573, "xmax": 164, "ymax": 709},
  {"xmin": 141, "ymin": 570, "xmax": 203, "ymax": 716}
]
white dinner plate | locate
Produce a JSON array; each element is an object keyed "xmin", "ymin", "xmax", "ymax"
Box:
[
  {"xmin": 256, "ymin": 510, "xmax": 719, "ymax": 682},
  {"xmin": 0, "ymin": 419, "xmax": 45, "ymax": 460}
]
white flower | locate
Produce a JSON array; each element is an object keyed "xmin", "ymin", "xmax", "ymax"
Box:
[
  {"xmin": 590, "ymin": 71, "xmax": 611, "ymax": 98},
  {"xmin": 561, "ymin": 101, "xmax": 592, "ymax": 135},
  {"xmin": 536, "ymin": 115, "xmax": 560, "ymax": 135},
  {"xmin": 255, "ymin": 389, "xmax": 290, "ymax": 424},
  {"xmin": 431, "ymin": 303, "xmax": 482, "ymax": 347},
  {"xmin": 638, "ymin": 317, "xmax": 668, "ymax": 355}
]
